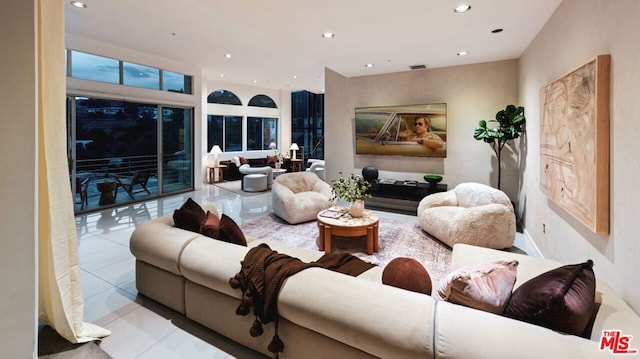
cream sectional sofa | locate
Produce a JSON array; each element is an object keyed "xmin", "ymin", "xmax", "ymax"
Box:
[{"xmin": 130, "ymin": 205, "xmax": 640, "ymax": 358}]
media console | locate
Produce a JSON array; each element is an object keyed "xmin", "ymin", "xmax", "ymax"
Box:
[{"xmin": 364, "ymin": 180, "xmax": 447, "ymax": 215}]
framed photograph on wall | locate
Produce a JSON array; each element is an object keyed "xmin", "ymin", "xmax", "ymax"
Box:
[
  {"xmin": 355, "ymin": 103, "xmax": 447, "ymax": 158},
  {"xmin": 540, "ymin": 55, "xmax": 610, "ymax": 234}
]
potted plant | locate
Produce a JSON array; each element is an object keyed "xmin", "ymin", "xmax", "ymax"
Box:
[
  {"xmin": 273, "ymin": 150, "xmax": 289, "ymax": 169},
  {"xmin": 330, "ymin": 172, "xmax": 372, "ymax": 217},
  {"xmin": 473, "ymin": 104, "xmax": 526, "ymax": 189}
]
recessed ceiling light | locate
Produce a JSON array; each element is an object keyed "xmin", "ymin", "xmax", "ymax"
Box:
[
  {"xmin": 454, "ymin": 4, "xmax": 471, "ymax": 13},
  {"xmin": 491, "ymin": 28, "xmax": 504, "ymax": 33},
  {"xmin": 457, "ymin": 51, "xmax": 469, "ymax": 56},
  {"xmin": 253, "ymin": 80, "xmax": 257, "ymax": 84},
  {"xmin": 220, "ymin": 74, "xmax": 225, "ymax": 78},
  {"xmin": 365, "ymin": 63, "xmax": 374, "ymax": 68},
  {"xmin": 322, "ymin": 32, "xmax": 335, "ymax": 39},
  {"xmin": 224, "ymin": 53, "xmax": 232, "ymax": 58},
  {"xmin": 70, "ymin": 1, "xmax": 87, "ymax": 8},
  {"xmin": 293, "ymin": 75, "xmax": 297, "ymax": 79}
]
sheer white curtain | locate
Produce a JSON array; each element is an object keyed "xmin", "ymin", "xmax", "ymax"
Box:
[{"xmin": 37, "ymin": 0, "xmax": 110, "ymax": 343}]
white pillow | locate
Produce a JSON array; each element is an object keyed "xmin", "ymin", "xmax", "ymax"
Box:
[
  {"xmin": 232, "ymin": 156, "xmax": 241, "ymax": 167},
  {"xmin": 437, "ymin": 260, "xmax": 519, "ymax": 314}
]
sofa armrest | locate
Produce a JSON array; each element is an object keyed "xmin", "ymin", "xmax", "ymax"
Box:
[{"xmin": 418, "ymin": 190, "xmax": 457, "ymax": 216}]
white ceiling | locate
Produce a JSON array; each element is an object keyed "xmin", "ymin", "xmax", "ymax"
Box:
[{"xmin": 65, "ymin": 0, "xmax": 562, "ymax": 94}]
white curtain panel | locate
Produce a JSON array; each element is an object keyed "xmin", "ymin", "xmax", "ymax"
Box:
[{"xmin": 37, "ymin": 0, "xmax": 110, "ymax": 343}]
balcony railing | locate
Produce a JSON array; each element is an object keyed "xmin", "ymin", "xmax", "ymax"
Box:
[{"xmin": 72, "ymin": 154, "xmax": 191, "ymax": 213}]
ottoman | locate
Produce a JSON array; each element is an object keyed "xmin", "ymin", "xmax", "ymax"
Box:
[{"xmin": 243, "ymin": 174, "xmax": 268, "ymax": 192}]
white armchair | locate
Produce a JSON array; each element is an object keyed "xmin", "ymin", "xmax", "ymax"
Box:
[
  {"xmin": 271, "ymin": 172, "xmax": 334, "ymax": 224},
  {"xmin": 305, "ymin": 159, "xmax": 325, "ymax": 180},
  {"xmin": 417, "ymin": 182, "xmax": 516, "ymax": 249}
]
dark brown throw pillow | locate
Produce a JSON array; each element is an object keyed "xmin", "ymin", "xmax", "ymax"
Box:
[
  {"xmin": 382, "ymin": 257, "xmax": 432, "ymax": 295},
  {"xmin": 239, "ymin": 157, "xmax": 249, "ymax": 165},
  {"xmin": 173, "ymin": 198, "xmax": 205, "ymax": 232},
  {"xmin": 218, "ymin": 214, "xmax": 247, "ymax": 246},
  {"xmin": 199, "ymin": 211, "xmax": 220, "ymax": 239},
  {"xmin": 504, "ymin": 260, "xmax": 596, "ymax": 336},
  {"xmin": 266, "ymin": 155, "xmax": 276, "ymax": 165}
]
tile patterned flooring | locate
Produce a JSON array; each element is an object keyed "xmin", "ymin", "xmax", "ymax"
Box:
[{"xmin": 54, "ymin": 183, "xmax": 535, "ymax": 358}]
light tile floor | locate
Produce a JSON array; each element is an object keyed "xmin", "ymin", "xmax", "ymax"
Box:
[{"xmin": 69, "ymin": 183, "xmax": 536, "ymax": 358}]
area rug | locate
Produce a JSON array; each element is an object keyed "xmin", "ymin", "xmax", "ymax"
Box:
[
  {"xmin": 213, "ymin": 180, "xmax": 270, "ymax": 197},
  {"xmin": 241, "ymin": 213, "xmax": 452, "ymax": 282}
]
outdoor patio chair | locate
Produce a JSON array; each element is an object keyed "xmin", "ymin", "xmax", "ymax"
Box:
[
  {"xmin": 116, "ymin": 170, "xmax": 151, "ymax": 199},
  {"xmin": 74, "ymin": 177, "xmax": 89, "ymax": 209}
]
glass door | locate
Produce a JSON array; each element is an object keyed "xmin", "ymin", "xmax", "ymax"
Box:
[{"xmin": 161, "ymin": 106, "xmax": 193, "ymax": 194}]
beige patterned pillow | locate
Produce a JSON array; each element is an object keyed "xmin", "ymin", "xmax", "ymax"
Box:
[{"xmin": 437, "ymin": 260, "xmax": 519, "ymax": 314}]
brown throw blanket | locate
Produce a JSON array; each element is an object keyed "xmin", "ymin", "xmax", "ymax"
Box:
[{"xmin": 229, "ymin": 243, "xmax": 375, "ymax": 355}]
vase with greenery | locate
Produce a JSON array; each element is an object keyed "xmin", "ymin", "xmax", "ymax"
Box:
[
  {"xmin": 330, "ymin": 172, "xmax": 372, "ymax": 217},
  {"xmin": 473, "ymin": 104, "xmax": 526, "ymax": 189}
]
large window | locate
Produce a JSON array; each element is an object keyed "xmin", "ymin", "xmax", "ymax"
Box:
[
  {"xmin": 247, "ymin": 117, "xmax": 278, "ymax": 150},
  {"xmin": 207, "ymin": 90, "xmax": 279, "ymax": 153},
  {"xmin": 68, "ymin": 96, "xmax": 193, "ymax": 213},
  {"xmin": 207, "ymin": 115, "xmax": 243, "ymax": 152},
  {"xmin": 292, "ymin": 90, "xmax": 324, "ymax": 159},
  {"xmin": 67, "ymin": 49, "xmax": 193, "ymax": 94}
]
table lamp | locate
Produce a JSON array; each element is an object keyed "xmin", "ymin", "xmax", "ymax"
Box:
[
  {"xmin": 290, "ymin": 143, "xmax": 299, "ymax": 160},
  {"xmin": 209, "ymin": 145, "xmax": 222, "ymax": 166},
  {"xmin": 269, "ymin": 142, "xmax": 277, "ymax": 150}
]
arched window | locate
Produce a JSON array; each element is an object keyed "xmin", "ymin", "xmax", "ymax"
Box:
[
  {"xmin": 248, "ymin": 94, "xmax": 277, "ymax": 108},
  {"xmin": 207, "ymin": 89, "xmax": 242, "ymax": 105}
]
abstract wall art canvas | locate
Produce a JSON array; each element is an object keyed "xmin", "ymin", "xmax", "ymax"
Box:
[{"xmin": 540, "ymin": 55, "xmax": 610, "ymax": 234}]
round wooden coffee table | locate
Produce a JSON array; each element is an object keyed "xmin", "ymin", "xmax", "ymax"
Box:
[{"xmin": 317, "ymin": 206, "xmax": 379, "ymax": 255}]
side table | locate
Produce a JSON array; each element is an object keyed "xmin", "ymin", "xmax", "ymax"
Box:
[
  {"xmin": 316, "ymin": 207, "xmax": 379, "ymax": 255},
  {"xmin": 96, "ymin": 180, "xmax": 117, "ymax": 205},
  {"xmin": 291, "ymin": 159, "xmax": 303, "ymax": 172},
  {"xmin": 207, "ymin": 164, "xmax": 227, "ymax": 183}
]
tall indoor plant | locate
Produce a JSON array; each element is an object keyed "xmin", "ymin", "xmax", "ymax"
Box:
[
  {"xmin": 473, "ymin": 104, "xmax": 526, "ymax": 189},
  {"xmin": 330, "ymin": 173, "xmax": 372, "ymax": 217}
]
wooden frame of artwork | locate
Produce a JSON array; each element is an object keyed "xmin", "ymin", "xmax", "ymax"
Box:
[{"xmin": 540, "ymin": 55, "xmax": 610, "ymax": 234}]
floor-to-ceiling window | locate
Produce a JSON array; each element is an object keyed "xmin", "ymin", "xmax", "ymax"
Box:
[
  {"xmin": 66, "ymin": 50, "xmax": 196, "ymax": 214},
  {"xmin": 162, "ymin": 107, "xmax": 193, "ymax": 193},
  {"xmin": 207, "ymin": 90, "xmax": 279, "ymax": 153},
  {"xmin": 291, "ymin": 90, "xmax": 324, "ymax": 159},
  {"xmin": 68, "ymin": 96, "xmax": 193, "ymax": 213}
]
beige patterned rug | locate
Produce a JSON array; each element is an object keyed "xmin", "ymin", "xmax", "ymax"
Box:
[
  {"xmin": 241, "ymin": 213, "xmax": 452, "ymax": 282},
  {"xmin": 213, "ymin": 180, "xmax": 270, "ymax": 197}
]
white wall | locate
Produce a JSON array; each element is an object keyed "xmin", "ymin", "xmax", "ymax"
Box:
[
  {"xmin": 324, "ymin": 60, "xmax": 520, "ymax": 199},
  {"xmin": 519, "ymin": 0, "xmax": 640, "ymax": 313},
  {"xmin": 1, "ymin": 2, "xmax": 38, "ymax": 358}
]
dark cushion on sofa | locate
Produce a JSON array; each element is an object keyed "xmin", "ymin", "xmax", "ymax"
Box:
[
  {"xmin": 218, "ymin": 214, "xmax": 247, "ymax": 246},
  {"xmin": 382, "ymin": 257, "xmax": 432, "ymax": 295},
  {"xmin": 199, "ymin": 211, "xmax": 220, "ymax": 239},
  {"xmin": 173, "ymin": 198, "xmax": 205, "ymax": 232},
  {"xmin": 504, "ymin": 260, "xmax": 596, "ymax": 336}
]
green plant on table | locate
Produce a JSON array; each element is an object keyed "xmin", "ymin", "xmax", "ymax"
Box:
[{"xmin": 330, "ymin": 172, "xmax": 372, "ymax": 203}]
